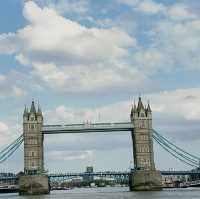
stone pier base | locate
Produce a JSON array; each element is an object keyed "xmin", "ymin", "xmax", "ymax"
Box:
[
  {"xmin": 129, "ymin": 170, "xmax": 162, "ymax": 191},
  {"xmin": 19, "ymin": 175, "xmax": 50, "ymax": 195}
]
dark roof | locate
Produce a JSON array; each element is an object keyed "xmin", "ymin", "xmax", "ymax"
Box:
[
  {"xmin": 23, "ymin": 106, "xmax": 29, "ymax": 116},
  {"xmin": 37, "ymin": 105, "xmax": 42, "ymax": 115},
  {"xmin": 147, "ymin": 103, "xmax": 152, "ymax": 112},
  {"xmin": 30, "ymin": 101, "xmax": 36, "ymax": 113},
  {"xmin": 137, "ymin": 97, "xmax": 145, "ymax": 112}
]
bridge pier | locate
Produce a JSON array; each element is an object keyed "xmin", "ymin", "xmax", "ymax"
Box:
[
  {"xmin": 19, "ymin": 101, "xmax": 49, "ymax": 195},
  {"xmin": 129, "ymin": 170, "xmax": 162, "ymax": 191},
  {"xmin": 19, "ymin": 175, "xmax": 49, "ymax": 195},
  {"xmin": 130, "ymin": 98, "xmax": 162, "ymax": 191}
]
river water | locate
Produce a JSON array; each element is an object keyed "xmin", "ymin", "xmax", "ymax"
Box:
[{"xmin": 0, "ymin": 187, "xmax": 200, "ymax": 199}]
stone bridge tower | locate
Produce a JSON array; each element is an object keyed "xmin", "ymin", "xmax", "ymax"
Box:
[
  {"xmin": 19, "ymin": 101, "xmax": 49, "ymax": 195},
  {"xmin": 130, "ymin": 97, "xmax": 162, "ymax": 191},
  {"xmin": 23, "ymin": 101, "xmax": 44, "ymax": 175}
]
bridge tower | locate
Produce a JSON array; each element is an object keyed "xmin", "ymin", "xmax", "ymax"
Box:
[
  {"xmin": 130, "ymin": 97, "xmax": 162, "ymax": 191},
  {"xmin": 19, "ymin": 101, "xmax": 49, "ymax": 195}
]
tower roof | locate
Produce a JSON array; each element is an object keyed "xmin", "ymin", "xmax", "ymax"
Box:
[
  {"xmin": 133, "ymin": 102, "xmax": 137, "ymax": 113},
  {"xmin": 30, "ymin": 101, "xmax": 36, "ymax": 113},
  {"xmin": 37, "ymin": 105, "xmax": 42, "ymax": 115},
  {"xmin": 23, "ymin": 106, "xmax": 29, "ymax": 116},
  {"xmin": 137, "ymin": 97, "xmax": 145, "ymax": 112},
  {"xmin": 147, "ymin": 103, "xmax": 152, "ymax": 112}
]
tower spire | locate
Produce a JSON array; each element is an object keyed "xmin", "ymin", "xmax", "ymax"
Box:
[
  {"xmin": 23, "ymin": 105, "xmax": 28, "ymax": 116},
  {"xmin": 37, "ymin": 103, "xmax": 42, "ymax": 116},
  {"xmin": 30, "ymin": 100, "xmax": 36, "ymax": 113},
  {"xmin": 147, "ymin": 100, "xmax": 152, "ymax": 112},
  {"xmin": 137, "ymin": 96, "xmax": 144, "ymax": 112},
  {"xmin": 130, "ymin": 104, "xmax": 134, "ymax": 118}
]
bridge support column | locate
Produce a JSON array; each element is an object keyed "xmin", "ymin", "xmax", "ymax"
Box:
[
  {"xmin": 129, "ymin": 170, "xmax": 162, "ymax": 191},
  {"xmin": 19, "ymin": 101, "xmax": 49, "ymax": 195},
  {"xmin": 130, "ymin": 97, "xmax": 162, "ymax": 191},
  {"xmin": 19, "ymin": 175, "xmax": 49, "ymax": 195}
]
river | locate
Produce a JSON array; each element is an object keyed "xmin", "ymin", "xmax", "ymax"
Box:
[{"xmin": 0, "ymin": 187, "xmax": 200, "ymax": 199}]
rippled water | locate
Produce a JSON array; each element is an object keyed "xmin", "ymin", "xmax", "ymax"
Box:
[{"xmin": 0, "ymin": 187, "xmax": 200, "ymax": 199}]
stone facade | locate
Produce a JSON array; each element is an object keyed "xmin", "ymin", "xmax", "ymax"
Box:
[
  {"xmin": 129, "ymin": 170, "xmax": 162, "ymax": 191},
  {"xmin": 19, "ymin": 101, "xmax": 49, "ymax": 195},
  {"xmin": 23, "ymin": 101, "xmax": 44, "ymax": 175},
  {"xmin": 130, "ymin": 97, "xmax": 162, "ymax": 191},
  {"xmin": 19, "ymin": 175, "xmax": 49, "ymax": 195}
]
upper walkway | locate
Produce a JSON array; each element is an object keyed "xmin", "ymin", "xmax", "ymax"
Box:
[{"xmin": 42, "ymin": 122, "xmax": 134, "ymax": 134}]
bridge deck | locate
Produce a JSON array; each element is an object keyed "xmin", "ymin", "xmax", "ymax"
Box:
[{"xmin": 42, "ymin": 122, "xmax": 134, "ymax": 134}]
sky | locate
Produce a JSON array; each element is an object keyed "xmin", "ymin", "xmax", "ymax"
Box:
[{"xmin": 0, "ymin": 0, "xmax": 200, "ymax": 173}]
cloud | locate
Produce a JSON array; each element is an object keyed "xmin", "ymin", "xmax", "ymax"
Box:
[
  {"xmin": 137, "ymin": 0, "xmax": 165, "ymax": 14},
  {"xmin": 168, "ymin": 3, "xmax": 197, "ymax": 21},
  {"xmin": 0, "ymin": 122, "xmax": 9, "ymax": 134},
  {"xmin": 131, "ymin": 3, "xmax": 200, "ymax": 73},
  {"xmin": 24, "ymin": 0, "xmax": 89, "ymax": 15},
  {"xmin": 20, "ymin": 1, "xmax": 135, "ymax": 64},
  {"xmin": 118, "ymin": 0, "xmax": 165, "ymax": 15},
  {"xmin": 44, "ymin": 87, "xmax": 200, "ymax": 124},
  {"xmin": 32, "ymin": 62, "xmax": 146, "ymax": 93},
  {"xmin": 0, "ymin": 74, "xmax": 26, "ymax": 98},
  {"xmin": 47, "ymin": 150, "xmax": 94, "ymax": 161},
  {"xmin": 0, "ymin": 1, "xmax": 144, "ymax": 93},
  {"xmin": 45, "ymin": 87, "xmax": 200, "ymax": 141}
]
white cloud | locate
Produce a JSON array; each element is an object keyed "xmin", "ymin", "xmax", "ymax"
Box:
[
  {"xmin": 45, "ymin": 87, "xmax": 200, "ymax": 130},
  {"xmin": 47, "ymin": 150, "xmax": 93, "ymax": 161},
  {"xmin": 0, "ymin": 121, "xmax": 21, "ymax": 149},
  {"xmin": 0, "ymin": 1, "xmax": 142, "ymax": 93},
  {"xmin": 32, "ymin": 62, "xmax": 145, "ymax": 92},
  {"xmin": 0, "ymin": 122, "xmax": 9, "ymax": 134},
  {"xmin": 0, "ymin": 33, "xmax": 18, "ymax": 54},
  {"xmin": 150, "ymin": 88, "xmax": 200, "ymax": 121},
  {"xmin": 118, "ymin": 0, "xmax": 165, "ymax": 15},
  {"xmin": 0, "ymin": 74, "xmax": 26, "ymax": 98},
  {"xmin": 45, "ymin": 100, "xmax": 131, "ymax": 124},
  {"xmin": 131, "ymin": 3, "xmax": 200, "ymax": 73},
  {"xmin": 24, "ymin": 0, "xmax": 89, "ymax": 15},
  {"xmin": 168, "ymin": 4, "xmax": 197, "ymax": 21},
  {"xmin": 20, "ymin": 1, "xmax": 136, "ymax": 63},
  {"xmin": 137, "ymin": 0, "xmax": 165, "ymax": 14},
  {"xmin": 133, "ymin": 49, "xmax": 171, "ymax": 74}
]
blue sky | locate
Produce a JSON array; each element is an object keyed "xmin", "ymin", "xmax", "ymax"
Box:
[{"xmin": 1, "ymin": 0, "xmax": 200, "ymax": 173}]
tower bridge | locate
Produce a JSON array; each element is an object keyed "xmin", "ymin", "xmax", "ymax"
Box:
[
  {"xmin": 0, "ymin": 97, "xmax": 200, "ymax": 195},
  {"xmin": 19, "ymin": 97, "xmax": 162, "ymax": 194}
]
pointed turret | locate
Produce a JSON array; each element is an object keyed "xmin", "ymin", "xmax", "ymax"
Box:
[
  {"xmin": 30, "ymin": 101, "xmax": 36, "ymax": 113},
  {"xmin": 37, "ymin": 105, "xmax": 42, "ymax": 115},
  {"xmin": 130, "ymin": 101, "xmax": 138, "ymax": 119},
  {"xmin": 23, "ymin": 106, "xmax": 28, "ymax": 116},
  {"xmin": 130, "ymin": 105, "xmax": 134, "ymax": 118},
  {"xmin": 36, "ymin": 104, "xmax": 43, "ymax": 122},
  {"xmin": 147, "ymin": 103, "xmax": 152, "ymax": 112},
  {"xmin": 133, "ymin": 102, "xmax": 137, "ymax": 113},
  {"xmin": 137, "ymin": 97, "xmax": 145, "ymax": 113},
  {"xmin": 23, "ymin": 106, "xmax": 29, "ymax": 122}
]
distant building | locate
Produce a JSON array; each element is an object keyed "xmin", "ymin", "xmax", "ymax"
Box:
[
  {"xmin": 83, "ymin": 166, "xmax": 94, "ymax": 182},
  {"xmin": 86, "ymin": 166, "xmax": 93, "ymax": 173}
]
